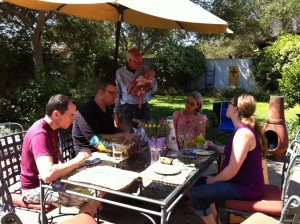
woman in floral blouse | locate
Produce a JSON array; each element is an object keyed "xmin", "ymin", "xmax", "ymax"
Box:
[
  {"xmin": 172, "ymin": 91, "xmax": 207, "ymax": 214},
  {"xmin": 173, "ymin": 91, "xmax": 207, "ymax": 148}
]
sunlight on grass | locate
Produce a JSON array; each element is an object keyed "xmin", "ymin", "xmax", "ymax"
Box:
[{"xmin": 150, "ymin": 95, "xmax": 300, "ymax": 125}]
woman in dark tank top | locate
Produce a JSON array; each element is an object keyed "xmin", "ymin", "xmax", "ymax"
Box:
[{"xmin": 189, "ymin": 94, "xmax": 267, "ymax": 224}]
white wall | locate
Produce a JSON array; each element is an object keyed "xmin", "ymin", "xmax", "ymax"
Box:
[{"xmin": 191, "ymin": 59, "xmax": 258, "ymax": 90}]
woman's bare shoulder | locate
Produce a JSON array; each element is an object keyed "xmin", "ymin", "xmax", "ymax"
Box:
[{"xmin": 235, "ymin": 127, "xmax": 254, "ymax": 139}]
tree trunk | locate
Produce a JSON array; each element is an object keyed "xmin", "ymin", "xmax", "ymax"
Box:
[
  {"xmin": 30, "ymin": 11, "xmax": 47, "ymax": 71},
  {"xmin": 31, "ymin": 33, "xmax": 44, "ymax": 70},
  {"xmin": 0, "ymin": 5, "xmax": 47, "ymax": 71}
]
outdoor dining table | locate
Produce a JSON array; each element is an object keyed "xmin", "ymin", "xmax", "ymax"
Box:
[{"xmin": 39, "ymin": 146, "xmax": 218, "ymax": 224}]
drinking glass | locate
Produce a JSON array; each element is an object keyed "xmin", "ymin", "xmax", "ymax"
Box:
[
  {"xmin": 150, "ymin": 147, "xmax": 161, "ymax": 164},
  {"xmin": 184, "ymin": 133, "xmax": 196, "ymax": 147},
  {"xmin": 112, "ymin": 143, "xmax": 123, "ymax": 160},
  {"xmin": 177, "ymin": 135, "xmax": 185, "ymax": 148},
  {"xmin": 177, "ymin": 134, "xmax": 185, "ymax": 158}
]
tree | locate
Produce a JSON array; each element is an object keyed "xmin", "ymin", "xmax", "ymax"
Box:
[
  {"xmin": 194, "ymin": 0, "xmax": 299, "ymax": 59},
  {"xmin": 0, "ymin": 35, "xmax": 33, "ymax": 96},
  {"xmin": 50, "ymin": 16, "xmax": 118, "ymax": 75},
  {"xmin": 257, "ymin": 0, "xmax": 300, "ymax": 35},
  {"xmin": 155, "ymin": 44, "xmax": 206, "ymax": 91},
  {"xmin": 252, "ymin": 34, "xmax": 300, "ymax": 93},
  {"xmin": 121, "ymin": 25, "xmax": 191, "ymax": 55},
  {"xmin": 0, "ymin": 3, "xmax": 51, "ymax": 70},
  {"xmin": 280, "ymin": 58, "xmax": 300, "ymax": 108}
]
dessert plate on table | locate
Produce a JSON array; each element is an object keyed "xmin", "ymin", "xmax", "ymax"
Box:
[
  {"xmin": 193, "ymin": 149, "xmax": 214, "ymax": 156},
  {"xmin": 153, "ymin": 163, "xmax": 181, "ymax": 175}
]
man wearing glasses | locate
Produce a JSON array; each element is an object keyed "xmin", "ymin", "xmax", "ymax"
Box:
[
  {"xmin": 114, "ymin": 48, "xmax": 157, "ymax": 132},
  {"xmin": 72, "ymin": 78, "xmax": 136, "ymax": 154}
]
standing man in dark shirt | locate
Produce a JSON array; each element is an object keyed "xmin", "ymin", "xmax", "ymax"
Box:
[{"xmin": 72, "ymin": 78, "xmax": 136, "ymax": 153}]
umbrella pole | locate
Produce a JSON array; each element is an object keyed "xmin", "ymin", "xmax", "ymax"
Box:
[{"xmin": 114, "ymin": 20, "xmax": 121, "ymax": 68}]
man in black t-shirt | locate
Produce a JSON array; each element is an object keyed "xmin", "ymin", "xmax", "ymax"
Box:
[{"xmin": 72, "ymin": 78, "xmax": 136, "ymax": 153}]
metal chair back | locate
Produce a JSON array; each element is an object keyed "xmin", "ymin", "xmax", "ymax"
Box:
[
  {"xmin": 281, "ymin": 140, "xmax": 300, "ymax": 189},
  {"xmin": 0, "ymin": 132, "xmax": 25, "ymax": 188},
  {"xmin": 0, "ymin": 132, "xmax": 25, "ymax": 224},
  {"xmin": 58, "ymin": 127, "xmax": 75, "ymax": 162},
  {"xmin": 0, "ymin": 123, "xmax": 24, "ymax": 135},
  {"xmin": 0, "ymin": 180, "xmax": 23, "ymax": 224},
  {"xmin": 279, "ymin": 195, "xmax": 300, "ymax": 224},
  {"xmin": 0, "ymin": 180, "xmax": 15, "ymax": 214},
  {"xmin": 293, "ymin": 128, "xmax": 300, "ymax": 141},
  {"xmin": 281, "ymin": 154, "xmax": 300, "ymax": 207}
]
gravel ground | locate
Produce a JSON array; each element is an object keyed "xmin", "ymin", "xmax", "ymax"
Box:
[{"xmin": 15, "ymin": 158, "xmax": 299, "ymax": 224}]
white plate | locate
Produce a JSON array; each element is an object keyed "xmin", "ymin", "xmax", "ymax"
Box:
[
  {"xmin": 153, "ymin": 164, "xmax": 181, "ymax": 175},
  {"xmin": 194, "ymin": 149, "xmax": 214, "ymax": 156}
]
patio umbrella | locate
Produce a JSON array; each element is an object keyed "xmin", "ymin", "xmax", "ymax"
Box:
[{"xmin": 4, "ymin": 0, "xmax": 232, "ymax": 63}]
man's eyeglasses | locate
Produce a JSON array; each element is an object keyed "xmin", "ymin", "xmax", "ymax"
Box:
[
  {"xmin": 101, "ymin": 89, "xmax": 118, "ymax": 95},
  {"xmin": 130, "ymin": 58, "xmax": 143, "ymax": 65},
  {"xmin": 186, "ymin": 100, "xmax": 195, "ymax": 107}
]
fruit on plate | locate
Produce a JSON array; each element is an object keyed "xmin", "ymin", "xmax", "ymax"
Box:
[
  {"xmin": 196, "ymin": 134, "xmax": 205, "ymax": 148},
  {"xmin": 159, "ymin": 157, "xmax": 173, "ymax": 165}
]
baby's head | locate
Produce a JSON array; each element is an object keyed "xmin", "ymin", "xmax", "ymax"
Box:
[{"xmin": 145, "ymin": 70, "xmax": 155, "ymax": 79}]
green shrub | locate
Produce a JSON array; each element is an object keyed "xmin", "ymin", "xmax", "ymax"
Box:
[
  {"xmin": 156, "ymin": 87, "xmax": 185, "ymax": 96},
  {"xmin": 0, "ymin": 98, "xmax": 22, "ymax": 123},
  {"xmin": 280, "ymin": 58, "xmax": 300, "ymax": 108},
  {"xmin": 252, "ymin": 34, "xmax": 300, "ymax": 93},
  {"xmin": 155, "ymin": 45, "xmax": 205, "ymax": 91},
  {"xmin": 286, "ymin": 118, "xmax": 299, "ymax": 142},
  {"xmin": 69, "ymin": 72, "xmax": 99, "ymax": 106},
  {"xmin": 199, "ymin": 88, "xmax": 270, "ymax": 102},
  {"xmin": 13, "ymin": 69, "xmax": 72, "ymax": 125}
]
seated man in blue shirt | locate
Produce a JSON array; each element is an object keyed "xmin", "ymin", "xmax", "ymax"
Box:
[
  {"xmin": 114, "ymin": 48, "xmax": 157, "ymax": 132},
  {"xmin": 72, "ymin": 78, "xmax": 136, "ymax": 154}
]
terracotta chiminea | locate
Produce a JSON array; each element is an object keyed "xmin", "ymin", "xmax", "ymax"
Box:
[{"xmin": 263, "ymin": 96, "xmax": 289, "ymax": 160}]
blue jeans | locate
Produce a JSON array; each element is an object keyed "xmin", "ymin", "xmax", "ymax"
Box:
[{"xmin": 189, "ymin": 176, "xmax": 245, "ymax": 216}]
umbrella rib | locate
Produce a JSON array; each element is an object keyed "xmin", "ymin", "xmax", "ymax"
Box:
[
  {"xmin": 56, "ymin": 4, "xmax": 66, "ymax": 11},
  {"xmin": 176, "ymin": 21, "xmax": 184, "ymax": 29}
]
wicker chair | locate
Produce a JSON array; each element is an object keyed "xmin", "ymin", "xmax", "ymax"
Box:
[{"xmin": 225, "ymin": 142, "xmax": 300, "ymax": 223}]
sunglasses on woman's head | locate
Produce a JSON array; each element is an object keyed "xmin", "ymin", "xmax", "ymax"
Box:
[
  {"xmin": 228, "ymin": 101, "xmax": 236, "ymax": 106},
  {"xmin": 186, "ymin": 100, "xmax": 195, "ymax": 107}
]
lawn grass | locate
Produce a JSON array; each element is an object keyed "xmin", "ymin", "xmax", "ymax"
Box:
[
  {"xmin": 149, "ymin": 95, "xmax": 300, "ymax": 141},
  {"xmin": 149, "ymin": 95, "xmax": 300, "ymax": 126}
]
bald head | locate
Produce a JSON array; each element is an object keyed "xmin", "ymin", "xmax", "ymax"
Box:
[{"xmin": 127, "ymin": 48, "xmax": 143, "ymax": 70}]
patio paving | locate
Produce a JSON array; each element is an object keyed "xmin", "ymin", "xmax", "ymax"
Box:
[{"xmin": 15, "ymin": 158, "xmax": 299, "ymax": 224}]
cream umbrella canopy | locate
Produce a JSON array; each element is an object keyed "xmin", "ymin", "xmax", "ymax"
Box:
[{"xmin": 4, "ymin": 0, "xmax": 232, "ymax": 63}]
